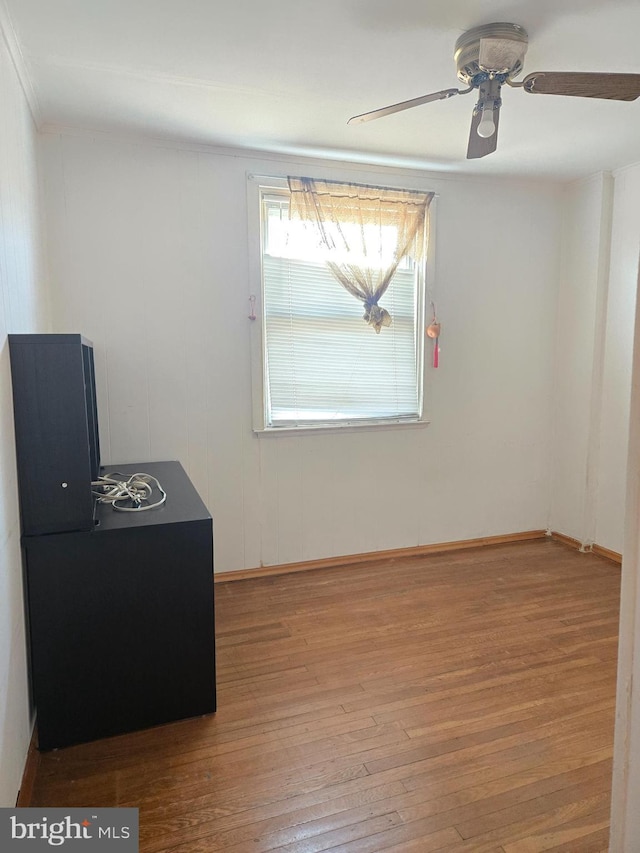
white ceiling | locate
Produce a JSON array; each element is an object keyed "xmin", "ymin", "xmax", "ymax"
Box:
[{"xmin": 5, "ymin": 0, "xmax": 640, "ymax": 180}]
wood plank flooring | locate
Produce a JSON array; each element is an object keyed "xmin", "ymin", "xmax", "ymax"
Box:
[{"xmin": 30, "ymin": 539, "xmax": 620, "ymax": 852}]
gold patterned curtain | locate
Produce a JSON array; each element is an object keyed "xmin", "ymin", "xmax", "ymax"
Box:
[{"xmin": 287, "ymin": 177, "xmax": 433, "ymax": 333}]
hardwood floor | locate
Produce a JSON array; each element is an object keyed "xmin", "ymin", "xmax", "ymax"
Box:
[{"xmin": 30, "ymin": 539, "xmax": 620, "ymax": 852}]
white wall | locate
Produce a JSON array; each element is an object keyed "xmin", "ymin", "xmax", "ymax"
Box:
[
  {"xmin": 550, "ymin": 173, "xmax": 613, "ymax": 544},
  {"xmin": 550, "ymin": 166, "xmax": 640, "ymax": 556},
  {"xmin": 596, "ymin": 164, "xmax": 640, "ymax": 553},
  {"xmin": 0, "ymin": 30, "xmax": 48, "ymax": 804},
  {"xmin": 40, "ymin": 131, "xmax": 563, "ymax": 574},
  {"xmin": 610, "ymin": 251, "xmax": 640, "ymax": 852},
  {"xmin": 603, "ymin": 167, "xmax": 640, "ymax": 847}
]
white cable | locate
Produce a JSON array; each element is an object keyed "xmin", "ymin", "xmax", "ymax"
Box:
[{"xmin": 91, "ymin": 472, "xmax": 167, "ymax": 512}]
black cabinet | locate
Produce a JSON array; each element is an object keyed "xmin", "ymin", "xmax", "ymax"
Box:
[
  {"xmin": 9, "ymin": 334, "xmax": 100, "ymax": 535},
  {"xmin": 9, "ymin": 334, "xmax": 216, "ymax": 750},
  {"xmin": 24, "ymin": 461, "xmax": 217, "ymax": 750}
]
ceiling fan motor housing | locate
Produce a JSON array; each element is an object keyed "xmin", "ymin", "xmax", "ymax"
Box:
[{"xmin": 455, "ymin": 23, "xmax": 528, "ymax": 86}]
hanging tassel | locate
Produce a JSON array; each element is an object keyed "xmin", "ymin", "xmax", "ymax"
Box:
[{"xmin": 426, "ymin": 320, "xmax": 441, "ymax": 369}]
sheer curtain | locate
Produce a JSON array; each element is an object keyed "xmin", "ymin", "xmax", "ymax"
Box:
[{"xmin": 287, "ymin": 177, "xmax": 434, "ymax": 333}]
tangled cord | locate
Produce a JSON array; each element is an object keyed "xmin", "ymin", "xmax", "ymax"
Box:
[{"xmin": 91, "ymin": 472, "xmax": 167, "ymax": 512}]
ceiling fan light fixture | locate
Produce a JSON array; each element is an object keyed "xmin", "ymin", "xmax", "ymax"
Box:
[{"xmin": 477, "ymin": 102, "xmax": 497, "ymax": 137}]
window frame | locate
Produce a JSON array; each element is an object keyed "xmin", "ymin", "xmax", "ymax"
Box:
[{"xmin": 247, "ymin": 173, "xmax": 437, "ymax": 436}]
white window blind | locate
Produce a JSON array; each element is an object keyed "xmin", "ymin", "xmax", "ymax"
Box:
[{"xmin": 260, "ymin": 191, "xmax": 425, "ymax": 429}]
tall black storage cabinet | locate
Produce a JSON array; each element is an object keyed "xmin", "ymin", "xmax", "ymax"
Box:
[
  {"xmin": 9, "ymin": 334, "xmax": 100, "ymax": 535},
  {"xmin": 9, "ymin": 335, "xmax": 216, "ymax": 750}
]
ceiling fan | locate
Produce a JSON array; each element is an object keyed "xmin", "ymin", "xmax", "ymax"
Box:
[{"xmin": 348, "ymin": 22, "xmax": 640, "ymax": 159}]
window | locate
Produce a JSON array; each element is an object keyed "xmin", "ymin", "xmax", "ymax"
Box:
[{"xmin": 250, "ymin": 177, "xmax": 434, "ymax": 432}]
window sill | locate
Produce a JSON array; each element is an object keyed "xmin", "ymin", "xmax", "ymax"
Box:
[{"xmin": 253, "ymin": 418, "xmax": 431, "ymax": 437}]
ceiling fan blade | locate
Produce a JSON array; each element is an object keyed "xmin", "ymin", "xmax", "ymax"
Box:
[
  {"xmin": 467, "ymin": 104, "xmax": 501, "ymax": 159},
  {"xmin": 348, "ymin": 88, "xmax": 464, "ymax": 124},
  {"xmin": 523, "ymin": 71, "xmax": 640, "ymax": 101}
]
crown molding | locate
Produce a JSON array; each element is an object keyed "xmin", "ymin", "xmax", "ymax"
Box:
[{"xmin": 0, "ymin": 0, "xmax": 41, "ymax": 128}]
